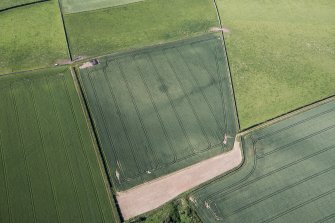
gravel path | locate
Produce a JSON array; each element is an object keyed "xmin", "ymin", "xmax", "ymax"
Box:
[{"xmin": 117, "ymin": 137, "xmax": 243, "ymax": 220}]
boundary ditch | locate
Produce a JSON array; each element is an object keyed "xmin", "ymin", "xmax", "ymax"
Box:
[
  {"xmin": 57, "ymin": 0, "xmax": 73, "ymax": 61},
  {"xmin": 0, "ymin": 0, "xmax": 47, "ymax": 13},
  {"xmin": 212, "ymin": 0, "xmax": 241, "ymax": 131}
]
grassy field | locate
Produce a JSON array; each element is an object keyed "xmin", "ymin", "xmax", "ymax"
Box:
[
  {"xmin": 0, "ymin": 0, "xmax": 42, "ymax": 10},
  {"xmin": 0, "ymin": 68, "xmax": 119, "ymax": 223},
  {"xmin": 218, "ymin": 0, "xmax": 335, "ymax": 129},
  {"xmin": 0, "ymin": 0, "xmax": 69, "ymax": 74},
  {"xmin": 192, "ymin": 99, "xmax": 335, "ymax": 222},
  {"xmin": 64, "ymin": 0, "xmax": 218, "ymax": 57},
  {"xmin": 78, "ymin": 35, "xmax": 238, "ymax": 191},
  {"xmin": 61, "ymin": 0, "xmax": 143, "ymax": 13}
]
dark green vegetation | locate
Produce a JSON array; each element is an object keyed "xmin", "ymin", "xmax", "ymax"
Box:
[
  {"xmin": 0, "ymin": 68, "xmax": 119, "ymax": 223},
  {"xmin": 192, "ymin": 99, "xmax": 335, "ymax": 222},
  {"xmin": 129, "ymin": 198, "xmax": 202, "ymax": 223},
  {"xmin": 218, "ymin": 0, "xmax": 335, "ymax": 129},
  {"xmin": 61, "ymin": 0, "xmax": 143, "ymax": 13},
  {"xmin": 0, "ymin": 0, "xmax": 68, "ymax": 74},
  {"xmin": 0, "ymin": 0, "xmax": 41, "ymax": 10},
  {"xmin": 78, "ymin": 35, "xmax": 238, "ymax": 191},
  {"xmin": 64, "ymin": 0, "xmax": 218, "ymax": 57}
]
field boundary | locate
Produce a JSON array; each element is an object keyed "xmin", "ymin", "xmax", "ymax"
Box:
[
  {"xmin": 57, "ymin": 0, "xmax": 73, "ymax": 61},
  {"xmin": 61, "ymin": 0, "xmax": 144, "ymax": 15},
  {"xmin": 212, "ymin": 0, "xmax": 241, "ymax": 131},
  {"xmin": 0, "ymin": 66, "xmax": 69, "ymax": 78},
  {"xmin": 241, "ymin": 95, "xmax": 335, "ymax": 135},
  {"xmin": 0, "ymin": 0, "xmax": 47, "ymax": 13},
  {"xmin": 70, "ymin": 67, "xmax": 122, "ymax": 222}
]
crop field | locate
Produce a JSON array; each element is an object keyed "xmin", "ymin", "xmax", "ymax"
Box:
[
  {"xmin": 191, "ymin": 99, "xmax": 335, "ymax": 222},
  {"xmin": 0, "ymin": 0, "xmax": 69, "ymax": 74},
  {"xmin": 78, "ymin": 34, "xmax": 238, "ymax": 191},
  {"xmin": 218, "ymin": 0, "xmax": 335, "ymax": 129},
  {"xmin": 61, "ymin": 0, "xmax": 143, "ymax": 14},
  {"xmin": 64, "ymin": 0, "xmax": 217, "ymax": 58},
  {"xmin": 0, "ymin": 68, "xmax": 119, "ymax": 223}
]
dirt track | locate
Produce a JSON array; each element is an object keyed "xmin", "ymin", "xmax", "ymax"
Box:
[{"xmin": 117, "ymin": 137, "xmax": 243, "ymax": 220}]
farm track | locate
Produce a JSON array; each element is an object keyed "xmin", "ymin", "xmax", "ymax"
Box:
[{"xmin": 117, "ymin": 137, "xmax": 243, "ymax": 220}]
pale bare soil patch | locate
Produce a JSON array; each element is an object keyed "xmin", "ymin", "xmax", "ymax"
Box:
[
  {"xmin": 117, "ymin": 137, "xmax": 243, "ymax": 220},
  {"xmin": 210, "ymin": 27, "xmax": 230, "ymax": 33}
]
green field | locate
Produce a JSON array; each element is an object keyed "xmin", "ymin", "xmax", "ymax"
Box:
[
  {"xmin": 64, "ymin": 0, "xmax": 218, "ymax": 57},
  {"xmin": 0, "ymin": 0, "xmax": 69, "ymax": 74},
  {"xmin": 0, "ymin": 0, "xmax": 41, "ymax": 10},
  {"xmin": 61, "ymin": 0, "xmax": 143, "ymax": 13},
  {"xmin": 218, "ymin": 0, "xmax": 335, "ymax": 129},
  {"xmin": 78, "ymin": 35, "xmax": 238, "ymax": 191},
  {"xmin": 0, "ymin": 68, "xmax": 119, "ymax": 222},
  {"xmin": 192, "ymin": 99, "xmax": 335, "ymax": 222}
]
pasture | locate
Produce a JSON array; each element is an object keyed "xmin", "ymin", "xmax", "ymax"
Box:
[
  {"xmin": 0, "ymin": 0, "xmax": 69, "ymax": 74},
  {"xmin": 218, "ymin": 0, "xmax": 335, "ymax": 129},
  {"xmin": 192, "ymin": 99, "xmax": 335, "ymax": 222},
  {"xmin": 64, "ymin": 0, "xmax": 218, "ymax": 57},
  {"xmin": 61, "ymin": 0, "xmax": 143, "ymax": 14},
  {"xmin": 0, "ymin": 0, "xmax": 41, "ymax": 11},
  {"xmin": 77, "ymin": 34, "xmax": 238, "ymax": 191},
  {"xmin": 0, "ymin": 68, "xmax": 119, "ymax": 223}
]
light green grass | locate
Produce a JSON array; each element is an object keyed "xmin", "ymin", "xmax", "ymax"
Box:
[
  {"xmin": 0, "ymin": 68, "xmax": 119, "ymax": 223},
  {"xmin": 0, "ymin": 0, "xmax": 69, "ymax": 74},
  {"xmin": 61, "ymin": 0, "xmax": 143, "ymax": 14},
  {"xmin": 192, "ymin": 99, "xmax": 335, "ymax": 222},
  {"xmin": 218, "ymin": 0, "xmax": 335, "ymax": 129},
  {"xmin": 0, "ymin": 0, "xmax": 41, "ymax": 10},
  {"xmin": 77, "ymin": 35, "xmax": 238, "ymax": 191},
  {"xmin": 64, "ymin": 0, "xmax": 218, "ymax": 57}
]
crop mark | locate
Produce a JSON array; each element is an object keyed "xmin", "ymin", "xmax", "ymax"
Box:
[
  {"xmin": 87, "ymin": 69, "xmax": 143, "ymax": 181},
  {"xmin": 163, "ymin": 48, "xmax": 211, "ymax": 150},
  {"xmin": 115, "ymin": 60, "xmax": 160, "ymax": 170},
  {"xmin": 147, "ymin": 53, "xmax": 195, "ymax": 154},
  {"xmin": 102, "ymin": 64, "xmax": 153, "ymax": 177},
  {"xmin": 79, "ymin": 37, "xmax": 236, "ymax": 189},
  {"xmin": 190, "ymin": 42, "xmax": 227, "ymax": 129},
  {"xmin": 132, "ymin": 55, "xmax": 178, "ymax": 164},
  {"xmin": 176, "ymin": 46, "xmax": 225, "ymax": 137}
]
